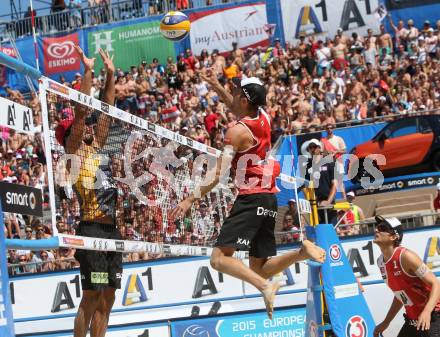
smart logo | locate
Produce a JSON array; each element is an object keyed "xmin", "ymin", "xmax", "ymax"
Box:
[
  {"xmin": 183, "ymin": 325, "xmax": 211, "ymax": 337},
  {"xmin": 6, "ymin": 191, "xmax": 36, "ymax": 210},
  {"xmin": 345, "ymin": 315, "xmax": 367, "ymax": 337}
]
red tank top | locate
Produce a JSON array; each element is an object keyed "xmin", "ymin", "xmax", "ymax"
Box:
[
  {"xmin": 231, "ymin": 109, "xmax": 280, "ymax": 195},
  {"xmin": 378, "ymin": 247, "xmax": 440, "ymax": 320}
]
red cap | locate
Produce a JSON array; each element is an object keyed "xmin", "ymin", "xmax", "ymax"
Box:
[
  {"xmin": 55, "ymin": 119, "xmax": 73, "ymax": 146},
  {"xmin": 379, "ymin": 80, "xmax": 389, "ymax": 91}
]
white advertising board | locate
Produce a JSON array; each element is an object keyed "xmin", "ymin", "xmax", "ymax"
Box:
[
  {"xmin": 11, "ymin": 226, "xmax": 440, "ymax": 335},
  {"xmin": 281, "ymin": 0, "xmax": 381, "ymax": 43},
  {"xmin": 189, "ymin": 3, "xmax": 269, "ymax": 55}
]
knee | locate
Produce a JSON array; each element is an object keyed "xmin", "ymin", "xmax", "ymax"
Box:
[
  {"xmin": 100, "ymin": 289, "xmax": 116, "ymax": 310},
  {"xmin": 210, "ymin": 254, "xmax": 222, "ymax": 271},
  {"xmin": 80, "ymin": 291, "xmax": 100, "ymax": 307}
]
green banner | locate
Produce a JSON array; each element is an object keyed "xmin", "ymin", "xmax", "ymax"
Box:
[{"xmin": 88, "ymin": 20, "xmax": 176, "ymax": 72}]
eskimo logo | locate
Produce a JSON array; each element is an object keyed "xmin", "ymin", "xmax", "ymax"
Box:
[
  {"xmin": 329, "ymin": 244, "xmax": 342, "ymax": 262},
  {"xmin": 183, "ymin": 325, "xmax": 210, "ymax": 337},
  {"xmin": 47, "ymin": 41, "xmax": 75, "ymax": 59},
  {"xmin": 345, "ymin": 315, "xmax": 367, "ymax": 337},
  {"xmin": 6, "ymin": 191, "xmax": 36, "ymax": 209}
]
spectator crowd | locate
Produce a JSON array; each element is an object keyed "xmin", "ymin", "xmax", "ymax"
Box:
[{"xmin": 2, "ymin": 15, "xmax": 440, "ymax": 274}]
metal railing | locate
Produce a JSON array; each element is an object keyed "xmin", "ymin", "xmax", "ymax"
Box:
[
  {"xmin": 0, "ymin": 0, "xmax": 245, "ymax": 41},
  {"xmin": 7, "ymin": 257, "xmax": 77, "ymax": 276}
]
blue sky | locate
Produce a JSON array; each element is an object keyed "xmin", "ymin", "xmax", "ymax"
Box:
[{"xmin": 0, "ymin": 1, "xmax": 50, "ymax": 20}]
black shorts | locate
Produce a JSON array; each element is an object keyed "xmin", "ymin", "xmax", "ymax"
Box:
[
  {"xmin": 397, "ymin": 312, "xmax": 440, "ymax": 337},
  {"xmin": 74, "ymin": 221, "xmax": 123, "ymax": 291},
  {"xmin": 215, "ymin": 193, "xmax": 277, "ymax": 258}
]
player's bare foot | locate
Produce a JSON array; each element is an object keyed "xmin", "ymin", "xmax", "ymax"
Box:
[
  {"xmin": 262, "ymin": 281, "xmax": 280, "ymax": 320},
  {"xmin": 300, "ymin": 240, "xmax": 326, "ymax": 263}
]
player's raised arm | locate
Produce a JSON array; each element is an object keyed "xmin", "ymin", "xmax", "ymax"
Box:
[
  {"xmin": 65, "ymin": 46, "xmax": 95, "ymax": 154},
  {"xmin": 94, "ymin": 49, "xmax": 115, "ymax": 149},
  {"xmin": 170, "ymin": 123, "xmax": 252, "ymax": 219},
  {"xmin": 201, "ymin": 68, "xmax": 234, "ymax": 110},
  {"xmin": 401, "ymin": 249, "xmax": 440, "ymax": 331}
]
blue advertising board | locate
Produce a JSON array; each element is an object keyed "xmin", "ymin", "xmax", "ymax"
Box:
[{"xmin": 171, "ymin": 307, "xmax": 306, "ymax": 337}]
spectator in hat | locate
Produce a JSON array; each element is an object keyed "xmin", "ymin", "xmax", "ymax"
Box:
[
  {"xmin": 305, "ymin": 139, "xmax": 337, "ymax": 225},
  {"xmin": 72, "ymin": 73, "xmax": 82, "ymax": 91},
  {"xmin": 281, "ymin": 212, "xmax": 300, "ymax": 243},
  {"xmin": 321, "ymin": 123, "xmax": 347, "ymax": 198},
  {"xmin": 406, "ymin": 19, "xmax": 419, "ymax": 44},
  {"xmin": 337, "ymin": 191, "xmax": 364, "ymax": 236},
  {"xmin": 425, "ymin": 28, "xmax": 438, "ymax": 59}
]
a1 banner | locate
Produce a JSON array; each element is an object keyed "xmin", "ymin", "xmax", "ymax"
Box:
[
  {"xmin": 189, "ymin": 3, "xmax": 270, "ymax": 55},
  {"xmin": 0, "ymin": 97, "xmax": 35, "ymax": 134},
  {"xmin": 280, "ymin": 0, "xmax": 380, "ymax": 43},
  {"xmin": 43, "ymin": 33, "xmax": 80, "ymax": 75}
]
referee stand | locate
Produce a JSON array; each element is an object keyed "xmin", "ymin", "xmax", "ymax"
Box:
[
  {"xmin": 0, "ymin": 199, "xmax": 16, "ymax": 337},
  {"xmin": 0, "ymin": 181, "xmax": 46, "ymax": 337},
  {"xmin": 303, "ymin": 185, "xmax": 376, "ymax": 337}
]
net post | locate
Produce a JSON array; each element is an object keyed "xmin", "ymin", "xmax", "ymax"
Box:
[
  {"xmin": 0, "ymin": 52, "xmax": 41, "ymax": 81},
  {"xmin": 304, "ymin": 181, "xmax": 319, "ymax": 226},
  {"xmin": 0, "ymin": 201, "xmax": 16, "ymax": 337},
  {"xmin": 38, "ymin": 78, "xmax": 58, "ymax": 235}
]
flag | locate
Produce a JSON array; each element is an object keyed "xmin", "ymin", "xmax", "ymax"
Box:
[
  {"xmin": 374, "ymin": 4, "xmax": 387, "ymax": 22},
  {"xmin": 263, "ymin": 24, "xmax": 276, "ymax": 37},
  {"xmin": 161, "ymin": 106, "xmax": 181, "ymax": 123}
]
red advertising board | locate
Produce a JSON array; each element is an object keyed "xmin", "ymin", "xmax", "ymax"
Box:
[{"xmin": 43, "ymin": 33, "xmax": 80, "ymax": 75}]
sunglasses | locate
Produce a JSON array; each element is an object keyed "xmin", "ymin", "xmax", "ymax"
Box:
[
  {"xmin": 376, "ymin": 223, "xmax": 394, "ymax": 233},
  {"xmin": 26, "ymin": 230, "xmax": 32, "ymax": 233}
]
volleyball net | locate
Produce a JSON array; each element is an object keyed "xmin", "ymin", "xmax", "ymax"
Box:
[{"xmin": 0, "ymin": 51, "xmax": 309, "ymax": 264}]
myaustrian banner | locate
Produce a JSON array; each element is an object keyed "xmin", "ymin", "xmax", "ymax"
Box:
[
  {"xmin": 87, "ymin": 21, "xmax": 176, "ymax": 72},
  {"xmin": 189, "ymin": 3, "xmax": 270, "ymax": 55}
]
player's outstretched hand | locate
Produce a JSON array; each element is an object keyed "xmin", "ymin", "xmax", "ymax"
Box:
[
  {"xmin": 373, "ymin": 321, "xmax": 389, "ymax": 337},
  {"xmin": 300, "ymin": 240, "xmax": 326, "ymax": 263},
  {"xmin": 417, "ymin": 309, "xmax": 431, "ymax": 331},
  {"xmin": 74, "ymin": 45, "xmax": 95, "ymax": 71},
  {"xmin": 99, "ymin": 48, "xmax": 115, "ymax": 75},
  {"xmin": 200, "ymin": 68, "xmax": 220, "ymax": 87},
  {"xmin": 171, "ymin": 198, "xmax": 193, "ymax": 219}
]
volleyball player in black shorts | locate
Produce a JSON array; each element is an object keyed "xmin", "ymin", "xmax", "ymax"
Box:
[
  {"xmin": 55, "ymin": 47, "xmax": 119, "ymax": 337},
  {"xmin": 172, "ymin": 70, "xmax": 326, "ymax": 319}
]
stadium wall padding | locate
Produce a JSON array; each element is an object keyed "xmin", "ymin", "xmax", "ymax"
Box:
[{"xmin": 3, "ymin": 0, "xmax": 440, "ymax": 91}]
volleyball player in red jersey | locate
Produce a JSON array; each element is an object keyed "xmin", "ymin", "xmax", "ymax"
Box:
[
  {"xmin": 373, "ymin": 216, "xmax": 440, "ymax": 337},
  {"xmin": 171, "ymin": 70, "xmax": 325, "ymax": 319}
]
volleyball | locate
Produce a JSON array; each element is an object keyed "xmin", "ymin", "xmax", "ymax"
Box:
[{"xmin": 160, "ymin": 11, "xmax": 191, "ymax": 41}]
